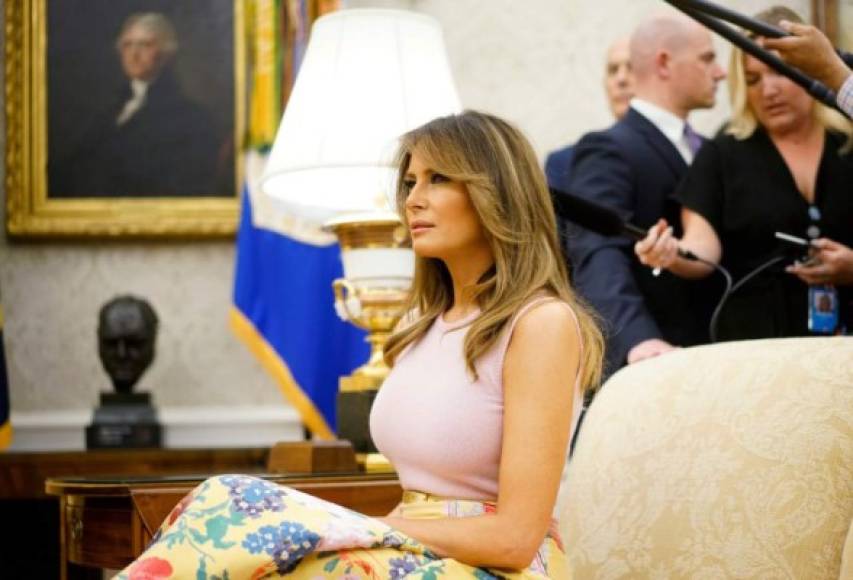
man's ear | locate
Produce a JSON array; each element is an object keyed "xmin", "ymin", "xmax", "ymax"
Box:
[{"xmin": 655, "ymin": 50, "xmax": 673, "ymax": 80}]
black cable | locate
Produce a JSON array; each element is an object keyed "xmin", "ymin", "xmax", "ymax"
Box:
[
  {"xmin": 705, "ymin": 255, "xmax": 787, "ymax": 344},
  {"xmin": 549, "ymin": 187, "xmax": 793, "ymax": 343},
  {"xmin": 658, "ymin": 251, "xmax": 785, "ymax": 343},
  {"xmin": 730, "ymin": 255, "xmax": 788, "ymax": 295},
  {"xmin": 689, "ymin": 254, "xmax": 732, "ymax": 343}
]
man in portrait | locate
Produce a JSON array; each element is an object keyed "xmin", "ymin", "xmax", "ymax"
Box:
[{"xmin": 49, "ymin": 12, "xmax": 227, "ymax": 197}]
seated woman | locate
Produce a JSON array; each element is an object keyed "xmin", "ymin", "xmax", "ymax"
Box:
[
  {"xmin": 116, "ymin": 111, "xmax": 603, "ymax": 579},
  {"xmin": 635, "ymin": 6, "xmax": 853, "ymax": 340}
]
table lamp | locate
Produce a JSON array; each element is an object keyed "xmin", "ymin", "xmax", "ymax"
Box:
[{"xmin": 259, "ymin": 8, "xmax": 461, "ymax": 461}]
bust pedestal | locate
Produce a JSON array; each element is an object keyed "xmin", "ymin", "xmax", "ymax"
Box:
[{"xmin": 86, "ymin": 392, "xmax": 162, "ymax": 449}]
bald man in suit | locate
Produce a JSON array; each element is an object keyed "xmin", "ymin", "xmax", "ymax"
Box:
[{"xmin": 557, "ymin": 14, "xmax": 725, "ymax": 378}]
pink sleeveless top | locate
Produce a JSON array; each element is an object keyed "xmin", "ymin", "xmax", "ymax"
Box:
[{"xmin": 369, "ymin": 297, "xmax": 584, "ymax": 501}]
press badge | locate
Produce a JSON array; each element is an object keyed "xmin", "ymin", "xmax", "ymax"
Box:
[{"xmin": 808, "ymin": 284, "xmax": 839, "ymax": 334}]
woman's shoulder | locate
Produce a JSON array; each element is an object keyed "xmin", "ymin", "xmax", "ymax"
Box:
[
  {"xmin": 502, "ymin": 297, "xmax": 583, "ymax": 386},
  {"xmin": 511, "ymin": 295, "xmax": 580, "ymax": 341}
]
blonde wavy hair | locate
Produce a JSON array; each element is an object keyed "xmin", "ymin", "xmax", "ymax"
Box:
[
  {"xmin": 727, "ymin": 6, "xmax": 852, "ymax": 148},
  {"xmin": 383, "ymin": 111, "xmax": 604, "ymax": 391}
]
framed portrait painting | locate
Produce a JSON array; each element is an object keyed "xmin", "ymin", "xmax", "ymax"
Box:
[{"xmin": 5, "ymin": 0, "xmax": 245, "ymax": 237}]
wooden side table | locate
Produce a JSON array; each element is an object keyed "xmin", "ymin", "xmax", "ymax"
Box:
[
  {"xmin": 0, "ymin": 448, "xmax": 271, "ymax": 500},
  {"xmin": 0, "ymin": 447, "xmax": 272, "ymax": 578},
  {"xmin": 46, "ymin": 472, "xmax": 402, "ymax": 580}
]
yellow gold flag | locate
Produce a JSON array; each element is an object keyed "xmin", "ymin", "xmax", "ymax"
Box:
[{"xmin": 248, "ymin": 0, "xmax": 281, "ymax": 150}]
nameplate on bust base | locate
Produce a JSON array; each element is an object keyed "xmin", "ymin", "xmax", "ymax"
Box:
[
  {"xmin": 86, "ymin": 422, "xmax": 161, "ymax": 449},
  {"xmin": 86, "ymin": 390, "xmax": 162, "ymax": 449},
  {"xmin": 100, "ymin": 391, "xmax": 152, "ymax": 406}
]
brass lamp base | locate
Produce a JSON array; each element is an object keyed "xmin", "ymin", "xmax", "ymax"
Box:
[
  {"xmin": 357, "ymin": 452, "xmax": 395, "ymax": 473},
  {"xmin": 325, "ymin": 212, "xmax": 411, "ymax": 464},
  {"xmin": 332, "ymin": 264, "xmax": 407, "ymax": 455}
]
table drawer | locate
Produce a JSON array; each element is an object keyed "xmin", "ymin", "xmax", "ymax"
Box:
[{"xmin": 66, "ymin": 496, "xmax": 135, "ymax": 570}]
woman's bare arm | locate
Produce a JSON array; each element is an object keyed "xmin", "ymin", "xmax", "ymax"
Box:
[
  {"xmin": 634, "ymin": 208, "xmax": 721, "ymax": 279},
  {"xmin": 381, "ymin": 301, "xmax": 580, "ymax": 570}
]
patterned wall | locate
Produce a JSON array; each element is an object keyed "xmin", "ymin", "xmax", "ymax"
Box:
[
  {"xmin": 0, "ymin": 240, "xmax": 280, "ymax": 411},
  {"xmin": 0, "ymin": 0, "xmax": 811, "ymax": 415}
]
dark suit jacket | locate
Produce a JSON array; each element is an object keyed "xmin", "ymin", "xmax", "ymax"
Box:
[
  {"xmin": 50, "ymin": 69, "xmax": 228, "ymax": 197},
  {"xmin": 545, "ymin": 144, "xmax": 575, "ymax": 193},
  {"xmin": 560, "ymin": 107, "xmax": 713, "ymax": 376},
  {"xmin": 546, "ymin": 144, "xmax": 576, "ymax": 274}
]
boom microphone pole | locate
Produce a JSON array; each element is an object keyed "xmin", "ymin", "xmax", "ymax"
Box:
[
  {"xmin": 669, "ymin": 0, "xmax": 853, "ymax": 68},
  {"xmin": 669, "ymin": 0, "xmax": 794, "ymax": 39},
  {"xmin": 549, "ymin": 187, "xmax": 698, "ymax": 261},
  {"xmin": 662, "ymin": 0, "xmax": 851, "ymax": 119}
]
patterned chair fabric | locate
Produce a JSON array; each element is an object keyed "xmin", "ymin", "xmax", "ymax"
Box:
[{"xmin": 561, "ymin": 337, "xmax": 853, "ymax": 579}]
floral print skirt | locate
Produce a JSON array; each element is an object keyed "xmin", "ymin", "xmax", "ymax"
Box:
[{"xmin": 115, "ymin": 474, "xmax": 567, "ymax": 579}]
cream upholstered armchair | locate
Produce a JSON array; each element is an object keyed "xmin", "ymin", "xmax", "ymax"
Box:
[{"xmin": 560, "ymin": 337, "xmax": 853, "ymax": 579}]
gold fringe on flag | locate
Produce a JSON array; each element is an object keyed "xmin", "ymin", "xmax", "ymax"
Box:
[{"xmin": 0, "ymin": 302, "xmax": 11, "ymax": 450}]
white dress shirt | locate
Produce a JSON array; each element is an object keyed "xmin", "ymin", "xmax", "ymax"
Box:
[
  {"xmin": 837, "ymin": 74, "xmax": 853, "ymax": 118},
  {"xmin": 630, "ymin": 97, "xmax": 695, "ymax": 163},
  {"xmin": 115, "ymin": 79, "xmax": 149, "ymax": 126}
]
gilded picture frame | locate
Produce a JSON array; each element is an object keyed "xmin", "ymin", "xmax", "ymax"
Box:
[{"xmin": 5, "ymin": 0, "xmax": 246, "ymax": 238}]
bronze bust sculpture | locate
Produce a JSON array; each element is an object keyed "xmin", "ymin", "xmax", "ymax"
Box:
[
  {"xmin": 88, "ymin": 295, "xmax": 162, "ymax": 448},
  {"xmin": 98, "ymin": 295, "xmax": 158, "ymax": 394}
]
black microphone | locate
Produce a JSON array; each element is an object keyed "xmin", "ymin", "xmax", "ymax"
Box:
[
  {"xmin": 551, "ymin": 186, "xmax": 739, "ymax": 343},
  {"xmin": 549, "ymin": 187, "xmax": 698, "ymax": 261}
]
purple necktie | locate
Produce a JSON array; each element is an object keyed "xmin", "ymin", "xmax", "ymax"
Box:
[{"xmin": 683, "ymin": 123, "xmax": 703, "ymax": 156}]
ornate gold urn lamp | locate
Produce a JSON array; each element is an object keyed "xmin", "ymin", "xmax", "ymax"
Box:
[
  {"xmin": 259, "ymin": 8, "xmax": 460, "ymax": 464},
  {"xmin": 325, "ymin": 212, "xmax": 412, "ymax": 458}
]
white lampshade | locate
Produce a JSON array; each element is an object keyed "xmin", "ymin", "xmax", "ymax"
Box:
[{"xmin": 260, "ymin": 9, "xmax": 461, "ymax": 224}]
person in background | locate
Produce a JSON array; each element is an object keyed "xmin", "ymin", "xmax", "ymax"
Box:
[
  {"xmin": 545, "ymin": 35, "xmax": 635, "ymax": 193},
  {"xmin": 114, "ymin": 111, "xmax": 603, "ymax": 579},
  {"xmin": 635, "ymin": 6, "xmax": 853, "ymax": 339},
  {"xmin": 559, "ymin": 12, "xmax": 725, "ymax": 378},
  {"xmin": 762, "ymin": 20, "xmax": 853, "ymax": 118}
]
